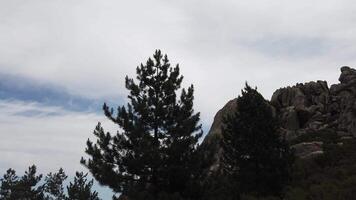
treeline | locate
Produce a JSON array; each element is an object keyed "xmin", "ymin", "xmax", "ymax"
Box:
[
  {"xmin": 0, "ymin": 166, "xmax": 98, "ymax": 199},
  {"xmin": 9, "ymin": 50, "xmax": 350, "ymax": 200}
]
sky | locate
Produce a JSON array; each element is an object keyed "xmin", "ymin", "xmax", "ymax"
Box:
[{"xmin": 1, "ymin": 0, "xmax": 356, "ymax": 198}]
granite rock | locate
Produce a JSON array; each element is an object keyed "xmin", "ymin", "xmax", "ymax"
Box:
[{"xmin": 203, "ymin": 66, "xmax": 356, "ymax": 162}]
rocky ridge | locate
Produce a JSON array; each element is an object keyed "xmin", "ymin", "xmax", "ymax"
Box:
[{"xmin": 203, "ymin": 66, "xmax": 356, "ymax": 165}]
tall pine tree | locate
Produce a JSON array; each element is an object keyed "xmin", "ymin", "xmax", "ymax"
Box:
[
  {"xmin": 81, "ymin": 50, "xmax": 203, "ymax": 200},
  {"xmin": 221, "ymin": 84, "xmax": 294, "ymax": 198}
]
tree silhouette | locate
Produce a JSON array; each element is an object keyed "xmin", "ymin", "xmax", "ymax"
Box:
[
  {"xmin": 0, "ymin": 166, "xmax": 100, "ymax": 200},
  {"xmin": 44, "ymin": 168, "xmax": 67, "ymax": 200},
  {"xmin": 221, "ymin": 84, "xmax": 294, "ymax": 197},
  {"xmin": 81, "ymin": 50, "xmax": 203, "ymax": 199},
  {"xmin": 0, "ymin": 165, "xmax": 44, "ymax": 200},
  {"xmin": 66, "ymin": 172, "xmax": 99, "ymax": 200}
]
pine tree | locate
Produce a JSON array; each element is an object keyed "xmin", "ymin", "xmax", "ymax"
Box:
[
  {"xmin": 221, "ymin": 84, "xmax": 294, "ymax": 197},
  {"xmin": 0, "ymin": 166, "xmax": 101, "ymax": 200},
  {"xmin": 43, "ymin": 168, "xmax": 67, "ymax": 200},
  {"xmin": 0, "ymin": 169, "xmax": 18, "ymax": 199},
  {"xmin": 81, "ymin": 50, "xmax": 203, "ymax": 199},
  {"xmin": 66, "ymin": 172, "xmax": 99, "ymax": 200},
  {"xmin": 0, "ymin": 165, "xmax": 44, "ymax": 200}
]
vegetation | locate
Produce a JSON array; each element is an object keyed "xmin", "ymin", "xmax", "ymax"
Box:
[
  {"xmin": 67, "ymin": 172, "xmax": 99, "ymax": 200},
  {"xmin": 5, "ymin": 51, "xmax": 356, "ymax": 200},
  {"xmin": 286, "ymin": 136, "xmax": 356, "ymax": 200},
  {"xmin": 81, "ymin": 50, "xmax": 203, "ymax": 200},
  {"xmin": 220, "ymin": 84, "xmax": 295, "ymax": 198},
  {"xmin": 0, "ymin": 166, "xmax": 99, "ymax": 200}
]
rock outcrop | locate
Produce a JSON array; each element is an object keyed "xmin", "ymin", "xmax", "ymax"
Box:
[
  {"xmin": 271, "ymin": 80, "xmax": 330, "ymax": 140},
  {"xmin": 203, "ymin": 66, "xmax": 356, "ymax": 164},
  {"xmin": 203, "ymin": 99, "xmax": 237, "ymax": 146},
  {"xmin": 291, "ymin": 141, "xmax": 324, "ymax": 159},
  {"xmin": 201, "ymin": 99, "xmax": 237, "ymax": 172},
  {"xmin": 330, "ymin": 66, "xmax": 356, "ymax": 137}
]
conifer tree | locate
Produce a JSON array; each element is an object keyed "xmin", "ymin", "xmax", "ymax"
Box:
[
  {"xmin": 44, "ymin": 168, "xmax": 67, "ymax": 200},
  {"xmin": 81, "ymin": 50, "xmax": 203, "ymax": 199},
  {"xmin": 66, "ymin": 172, "xmax": 99, "ymax": 200},
  {"xmin": 0, "ymin": 166, "xmax": 101, "ymax": 200},
  {"xmin": 221, "ymin": 84, "xmax": 294, "ymax": 197},
  {"xmin": 0, "ymin": 165, "xmax": 44, "ymax": 200},
  {"xmin": 0, "ymin": 169, "xmax": 18, "ymax": 199}
]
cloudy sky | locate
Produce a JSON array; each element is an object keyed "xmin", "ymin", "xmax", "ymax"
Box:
[{"xmin": 1, "ymin": 0, "xmax": 356, "ymax": 197}]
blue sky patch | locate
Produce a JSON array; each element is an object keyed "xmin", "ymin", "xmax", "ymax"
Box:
[{"xmin": 0, "ymin": 73, "xmax": 118, "ymax": 114}]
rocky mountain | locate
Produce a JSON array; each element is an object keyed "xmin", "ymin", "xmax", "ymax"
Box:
[{"xmin": 202, "ymin": 66, "xmax": 356, "ymax": 169}]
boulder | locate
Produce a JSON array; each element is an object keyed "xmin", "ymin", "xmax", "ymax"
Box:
[{"xmin": 291, "ymin": 142, "xmax": 323, "ymax": 159}]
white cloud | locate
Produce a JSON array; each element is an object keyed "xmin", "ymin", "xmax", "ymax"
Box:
[
  {"xmin": 0, "ymin": 0, "xmax": 355, "ymax": 135},
  {"xmin": 0, "ymin": 100, "xmax": 116, "ymax": 175}
]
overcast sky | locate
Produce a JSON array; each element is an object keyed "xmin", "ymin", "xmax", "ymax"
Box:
[{"xmin": 1, "ymin": 0, "xmax": 356, "ymax": 198}]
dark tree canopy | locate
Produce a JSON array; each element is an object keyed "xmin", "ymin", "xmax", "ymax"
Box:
[
  {"xmin": 44, "ymin": 168, "xmax": 67, "ymax": 200},
  {"xmin": 0, "ymin": 165, "xmax": 43, "ymax": 200},
  {"xmin": 0, "ymin": 166, "xmax": 100, "ymax": 200},
  {"xmin": 221, "ymin": 84, "xmax": 294, "ymax": 197},
  {"xmin": 66, "ymin": 172, "xmax": 99, "ymax": 200},
  {"xmin": 82, "ymin": 50, "xmax": 203, "ymax": 199}
]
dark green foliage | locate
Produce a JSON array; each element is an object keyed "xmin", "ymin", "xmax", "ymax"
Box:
[
  {"xmin": 81, "ymin": 50, "xmax": 203, "ymax": 199},
  {"xmin": 201, "ymin": 173, "xmax": 240, "ymax": 200},
  {"xmin": 221, "ymin": 84, "xmax": 294, "ymax": 197},
  {"xmin": 286, "ymin": 138, "xmax": 356, "ymax": 200},
  {"xmin": 199, "ymin": 133, "xmax": 240, "ymax": 200},
  {"xmin": 44, "ymin": 168, "xmax": 67, "ymax": 200},
  {"xmin": 0, "ymin": 166, "xmax": 100, "ymax": 200},
  {"xmin": 0, "ymin": 169, "xmax": 18, "ymax": 199},
  {"xmin": 0, "ymin": 165, "xmax": 44, "ymax": 200},
  {"xmin": 66, "ymin": 172, "xmax": 99, "ymax": 200}
]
